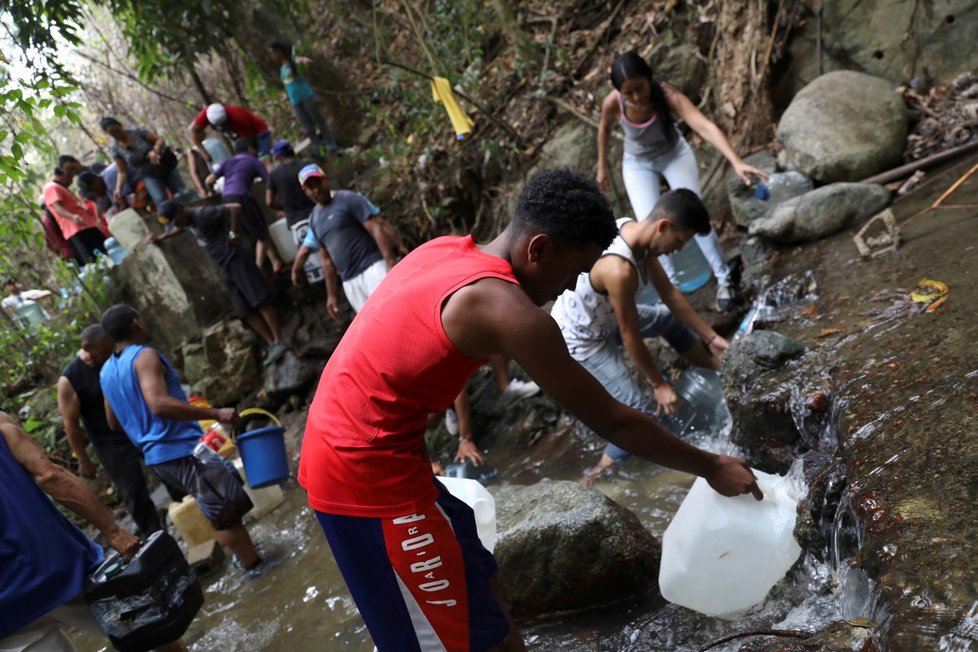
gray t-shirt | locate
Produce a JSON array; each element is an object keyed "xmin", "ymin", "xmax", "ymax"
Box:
[{"xmin": 303, "ymin": 190, "xmax": 382, "ymax": 281}]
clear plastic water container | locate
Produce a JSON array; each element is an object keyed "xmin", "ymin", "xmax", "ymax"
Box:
[
  {"xmin": 104, "ymin": 237, "xmax": 129, "ymax": 265},
  {"xmin": 661, "ymin": 368, "xmax": 731, "ymax": 437},
  {"xmin": 436, "ymin": 476, "xmax": 497, "ymax": 553},
  {"xmin": 658, "ymin": 469, "xmax": 803, "ymax": 618},
  {"xmin": 665, "ymin": 240, "xmax": 711, "ymax": 293}
]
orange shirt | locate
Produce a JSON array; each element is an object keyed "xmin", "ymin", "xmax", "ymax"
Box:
[{"xmin": 43, "ymin": 182, "xmax": 97, "ymax": 240}]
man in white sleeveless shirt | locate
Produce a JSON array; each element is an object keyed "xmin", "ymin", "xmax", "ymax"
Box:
[{"xmin": 551, "ymin": 189, "xmax": 730, "ymax": 481}]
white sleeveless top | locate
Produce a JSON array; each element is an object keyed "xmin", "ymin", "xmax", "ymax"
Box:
[{"xmin": 551, "ymin": 218, "xmax": 647, "ymax": 361}]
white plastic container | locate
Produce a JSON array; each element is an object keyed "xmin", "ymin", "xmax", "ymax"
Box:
[
  {"xmin": 269, "ymin": 218, "xmax": 297, "ymax": 263},
  {"xmin": 436, "ymin": 476, "xmax": 497, "ymax": 553},
  {"xmin": 232, "ymin": 457, "xmax": 285, "ymax": 522},
  {"xmin": 658, "ymin": 469, "xmax": 802, "ymax": 618}
]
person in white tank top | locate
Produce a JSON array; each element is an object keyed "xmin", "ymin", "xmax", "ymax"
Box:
[{"xmin": 551, "ymin": 189, "xmax": 731, "ymax": 481}]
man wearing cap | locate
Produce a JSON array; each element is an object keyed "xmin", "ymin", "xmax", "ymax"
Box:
[
  {"xmin": 188, "ymin": 103, "xmax": 272, "ymax": 162},
  {"xmin": 149, "ymin": 200, "xmax": 288, "ymax": 366},
  {"xmin": 292, "ymin": 164, "xmax": 396, "ymax": 320}
]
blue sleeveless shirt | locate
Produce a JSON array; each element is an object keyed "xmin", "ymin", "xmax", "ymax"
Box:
[
  {"xmin": 0, "ymin": 430, "xmax": 102, "ymax": 637},
  {"xmin": 99, "ymin": 345, "xmax": 201, "ymax": 465}
]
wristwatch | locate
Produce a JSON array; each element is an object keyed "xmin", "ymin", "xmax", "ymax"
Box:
[{"xmin": 228, "ymin": 230, "xmax": 238, "ymax": 240}]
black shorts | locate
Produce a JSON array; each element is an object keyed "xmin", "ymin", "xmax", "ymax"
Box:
[
  {"xmin": 68, "ymin": 228, "xmax": 107, "ymax": 265},
  {"xmin": 223, "ymin": 193, "xmax": 268, "ymax": 239},
  {"xmin": 219, "ymin": 249, "xmax": 275, "ymax": 318},
  {"xmin": 151, "ymin": 454, "xmax": 253, "ymax": 530}
]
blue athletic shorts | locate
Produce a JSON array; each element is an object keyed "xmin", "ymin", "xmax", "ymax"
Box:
[{"xmin": 315, "ymin": 479, "xmax": 510, "ymax": 651}]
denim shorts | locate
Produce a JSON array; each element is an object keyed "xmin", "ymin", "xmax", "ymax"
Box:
[{"xmin": 582, "ymin": 303, "xmax": 695, "ymax": 463}]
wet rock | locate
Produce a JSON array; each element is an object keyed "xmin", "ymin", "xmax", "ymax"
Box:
[
  {"xmin": 263, "ymin": 351, "xmax": 319, "ymax": 399},
  {"xmin": 748, "ymin": 183, "xmax": 892, "ymax": 244},
  {"xmin": 777, "ymin": 71, "xmax": 907, "ymax": 183},
  {"xmin": 722, "ymin": 331, "xmax": 809, "ymax": 472},
  {"xmin": 793, "ymin": 450, "xmax": 847, "ymax": 561},
  {"xmin": 180, "ymin": 321, "xmax": 261, "ymax": 406},
  {"xmin": 493, "ymin": 480, "xmax": 660, "ymax": 617},
  {"xmin": 736, "ymin": 619, "xmax": 878, "ymax": 651}
]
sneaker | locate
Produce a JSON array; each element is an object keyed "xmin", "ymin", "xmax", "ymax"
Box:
[
  {"xmin": 444, "ymin": 408, "xmax": 459, "ymax": 435},
  {"xmin": 262, "ymin": 341, "xmax": 289, "ymax": 367},
  {"xmin": 499, "ymin": 378, "xmax": 540, "ymax": 404},
  {"xmin": 715, "ymin": 282, "xmax": 736, "ymax": 312}
]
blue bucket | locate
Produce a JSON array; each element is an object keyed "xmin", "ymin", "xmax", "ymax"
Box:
[{"xmin": 235, "ymin": 426, "xmax": 289, "ymax": 488}]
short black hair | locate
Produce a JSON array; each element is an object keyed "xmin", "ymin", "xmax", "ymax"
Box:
[
  {"xmin": 58, "ymin": 154, "xmax": 80, "ymax": 169},
  {"xmin": 101, "ymin": 304, "xmax": 138, "ymax": 341},
  {"xmin": 99, "ymin": 116, "xmax": 121, "ymax": 132},
  {"xmin": 233, "ymin": 137, "xmax": 253, "ymax": 154},
  {"xmin": 650, "ymin": 188, "xmax": 711, "ymax": 235},
  {"xmin": 81, "ymin": 323, "xmax": 111, "ymax": 344},
  {"xmin": 510, "ymin": 168, "xmax": 617, "ymax": 250},
  {"xmin": 76, "ymin": 171, "xmax": 99, "ymax": 198},
  {"xmin": 157, "ymin": 199, "xmax": 182, "ymax": 220}
]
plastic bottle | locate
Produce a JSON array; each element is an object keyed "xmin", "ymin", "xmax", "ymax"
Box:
[
  {"xmin": 754, "ymin": 171, "xmax": 813, "ymax": 204},
  {"xmin": 436, "ymin": 476, "xmax": 497, "ymax": 553},
  {"xmin": 658, "ymin": 469, "xmax": 803, "ymax": 618}
]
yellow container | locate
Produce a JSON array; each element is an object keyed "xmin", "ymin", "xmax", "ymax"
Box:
[
  {"xmin": 167, "ymin": 496, "xmax": 219, "ymax": 547},
  {"xmin": 189, "ymin": 396, "xmax": 216, "ymax": 430}
]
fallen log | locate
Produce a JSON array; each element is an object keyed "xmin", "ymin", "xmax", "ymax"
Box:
[{"xmin": 860, "ymin": 139, "xmax": 978, "ymax": 185}]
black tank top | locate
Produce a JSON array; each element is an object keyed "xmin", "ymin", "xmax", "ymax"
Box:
[{"xmin": 62, "ymin": 356, "xmax": 115, "ymax": 444}]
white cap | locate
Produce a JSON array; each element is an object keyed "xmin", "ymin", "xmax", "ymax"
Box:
[{"xmin": 205, "ymin": 103, "xmax": 227, "ymax": 126}]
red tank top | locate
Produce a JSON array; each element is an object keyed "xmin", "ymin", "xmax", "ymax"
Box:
[{"xmin": 298, "ymin": 235, "xmax": 518, "ymax": 517}]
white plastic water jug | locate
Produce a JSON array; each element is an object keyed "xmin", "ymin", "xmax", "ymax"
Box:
[
  {"xmin": 436, "ymin": 476, "xmax": 497, "ymax": 553},
  {"xmin": 268, "ymin": 218, "xmax": 297, "ymax": 263},
  {"xmin": 232, "ymin": 457, "xmax": 285, "ymax": 522},
  {"xmin": 658, "ymin": 469, "xmax": 802, "ymax": 618}
]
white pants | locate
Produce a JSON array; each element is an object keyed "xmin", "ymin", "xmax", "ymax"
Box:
[
  {"xmin": 0, "ymin": 593, "xmax": 102, "ymax": 652},
  {"xmin": 621, "ymin": 137, "xmax": 731, "ymax": 286},
  {"xmin": 343, "ymin": 258, "xmax": 388, "ymax": 313}
]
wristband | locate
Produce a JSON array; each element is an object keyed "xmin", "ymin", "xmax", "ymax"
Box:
[
  {"xmin": 708, "ymin": 334, "xmax": 719, "ymax": 346},
  {"xmin": 459, "ymin": 436, "xmax": 473, "ymax": 443}
]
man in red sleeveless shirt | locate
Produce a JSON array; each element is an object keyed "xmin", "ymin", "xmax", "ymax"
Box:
[{"xmin": 299, "ymin": 169, "xmax": 761, "ymax": 652}]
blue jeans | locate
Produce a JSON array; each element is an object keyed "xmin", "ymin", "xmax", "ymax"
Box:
[
  {"xmin": 142, "ymin": 167, "xmax": 187, "ymax": 208},
  {"xmin": 580, "ymin": 303, "xmax": 696, "ymax": 464}
]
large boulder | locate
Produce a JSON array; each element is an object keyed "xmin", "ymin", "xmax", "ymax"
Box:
[
  {"xmin": 774, "ymin": 1, "xmax": 978, "ymax": 104},
  {"xmin": 748, "ymin": 183, "xmax": 891, "ymax": 244},
  {"xmin": 493, "ymin": 481, "xmax": 660, "ymax": 617},
  {"xmin": 263, "ymin": 351, "xmax": 320, "ymax": 399},
  {"xmin": 110, "ymin": 209, "xmax": 233, "ymax": 358},
  {"xmin": 777, "ymin": 71, "xmax": 907, "ymax": 183},
  {"xmin": 180, "ymin": 320, "xmax": 261, "ymax": 406}
]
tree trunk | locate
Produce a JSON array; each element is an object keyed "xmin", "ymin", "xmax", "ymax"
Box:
[
  {"xmin": 711, "ymin": 0, "xmax": 774, "ymax": 151},
  {"xmin": 186, "ymin": 62, "xmax": 212, "ymax": 106}
]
